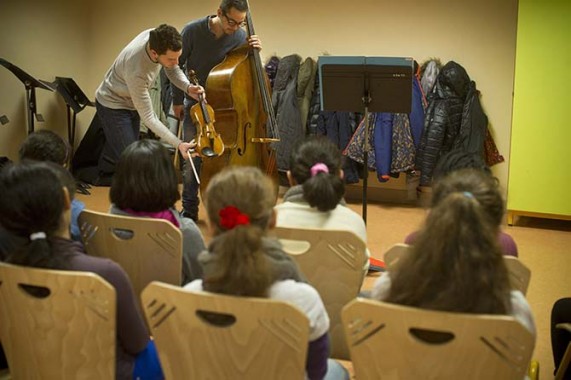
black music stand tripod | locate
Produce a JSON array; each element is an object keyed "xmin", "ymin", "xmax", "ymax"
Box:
[
  {"xmin": 50, "ymin": 77, "xmax": 95, "ymax": 159},
  {"xmin": 48, "ymin": 77, "xmax": 96, "ymax": 195},
  {"xmin": 0, "ymin": 58, "xmax": 55, "ymax": 135},
  {"xmin": 318, "ymin": 56, "xmax": 413, "ymax": 223}
]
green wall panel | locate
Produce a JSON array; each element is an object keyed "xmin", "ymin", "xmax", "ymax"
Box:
[{"xmin": 508, "ymin": 0, "xmax": 571, "ymax": 215}]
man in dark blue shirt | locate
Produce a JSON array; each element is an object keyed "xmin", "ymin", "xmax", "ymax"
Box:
[{"xmin": 172, "ymin": 0, "xmax": 262, "ymax": 222}]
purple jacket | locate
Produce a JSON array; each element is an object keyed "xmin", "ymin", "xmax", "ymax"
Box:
[{"xmin": 404, "ymin": 230, "xmax": 518, "ymax": 257}]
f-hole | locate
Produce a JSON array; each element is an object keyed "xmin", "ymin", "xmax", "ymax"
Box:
[{"xmin": 237, "ymin": 122, "xmax": 252, "ymax": 156}]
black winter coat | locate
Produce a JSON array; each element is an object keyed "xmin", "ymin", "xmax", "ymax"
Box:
[
  {"xmin": 306, "ymin": 73, "xmax": 321, "ymax": 136},
  {"xmin": 272, "ymin": 54, "xmax": 303, "ymax": 172},
  {"xmin": 416, "ymin": 61, "xmax": 471, "ymax": 185},
  {"xmin": 453, "ymin": 81, "xmax": 488, "ymax": 157}
]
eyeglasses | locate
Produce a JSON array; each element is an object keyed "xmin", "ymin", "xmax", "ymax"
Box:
[{"xmin": 222, "ymin": 12, "xmax": 246, "ymax": 28}]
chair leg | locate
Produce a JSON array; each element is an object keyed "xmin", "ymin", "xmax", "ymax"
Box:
[
  {"xmin": 555, "ymin": 342, "xmax": 571, "ymax": 380},
  {"xmin": 528, "ymin": 359, "xmax": 539, "ymax": 380}
]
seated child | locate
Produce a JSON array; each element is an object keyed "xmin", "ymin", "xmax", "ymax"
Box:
[
  {"xmin": 275, "ymin": 136, "xmax": 370, "ymax": 271},
  {"xmin": 373, "ymin": 169, "xmax": 534, "ymax": 335},
  {"xmin": 407, "ymin": 149, "xmax": 518, "ymax": 256},
  {"xmin": 184, "ymin": 166, "xmax": 348, "ymax": 380},
  {"xmin": 109, "ymin": 139, "xmax": 206, "ymax": 283},
  {"xmin": 18, "ymin": 129, "xmax": 85, "ymax": 241},
  {"xmin": 0, "ymin": 161, "xmax": 162, "ymax": 380}
]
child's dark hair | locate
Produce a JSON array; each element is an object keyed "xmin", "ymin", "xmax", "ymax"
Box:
[
  {"xmin": 203, "ymin": 166, "xmax": 276, "ymax": 297},
  {"xmin": 18, "ymin": 130, "xmax": 70, "ymax": 166},
  {"xmin": 432, "ymin": 149, "xmax": 491, "ymax": 181},
  {"xmin": 149, "ymin": 24, "xmax": 182, "ymax": 55},
  {"xmin": 110, "ymin": 139, "xmax": 180, "ymax": 212},
  {"xmin": 0, "ymin": 161, "xmax": 73, "ymax": 269},
  {"xmin": 289, "ymin": 136, "xmax": 345, "ymax": 212},
  {"xmin": 386, "ymin": 169, "xmax": 511, "ymax": 315}
]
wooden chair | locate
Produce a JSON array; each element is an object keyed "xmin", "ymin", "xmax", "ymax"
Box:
[
  {"xmin": 342, "ymin": 298, "xmax": 535, "ymax": 380},
  {"xmin": 503, "ymin": 256, "xmax": 531, "ymax": 295},
  {"xmin": 79, "ymin": 209, "xmax": 183, "ymax": 297},
  {"xmin": 383, "ymin": 243, "xmax": 532, "ymax": 295},
  {"xmin": 382, "ymin": 243, "xmax": 409, "ymax": 270},
  {"xmin": 140, "ymin": 281, "xmax": 309, "ymax": 379},
  {"xmin": 273, "ymin": 227, "xmax": 368, "ymax": 360},
  {"xmin": 0, "ymin": 262, "xmax": 116, "ymax": 379}
]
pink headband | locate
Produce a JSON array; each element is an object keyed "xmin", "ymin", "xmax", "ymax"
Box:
[{"xmin": 310, "ymin": 163, "xmax": 329, "ymax": 177}]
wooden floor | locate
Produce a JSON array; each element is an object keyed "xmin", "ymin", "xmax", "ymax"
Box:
[{"xmin": 76, "ymin": 184, "xmax": 571, "ymax": 379}]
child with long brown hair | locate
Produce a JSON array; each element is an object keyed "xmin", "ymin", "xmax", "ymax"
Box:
[
  {"xmin": 406, "ymin": 149, "xmax": 518, "ymax": 256},
  {"xmin": 372, "ymin": 169, "xmax": 535, "ymax": 334},
  {"xmin": 184, "ymin": 166, "xmax": 348, "ymax": 380}
]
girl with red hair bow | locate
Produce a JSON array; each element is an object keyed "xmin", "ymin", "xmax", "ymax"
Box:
[{"xmin": 184, "ymin": 166, "xmax": 349, "ymax": 380}]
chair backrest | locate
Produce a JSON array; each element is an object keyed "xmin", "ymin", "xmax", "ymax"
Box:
[
  {"xmin": 382, "ymin": 243, "xmax": 410, "ymax": 269},
  {"xmin": 342, "ymin": 298, "xmax": 535, "ymax": 380},
  {"xmin": 141, "ymin": 281, "xmax": 309, "ymax": 380},
  {"xmin": 79, "ymin": 209, "xmax": 183, "ymax": 297},
  {"xmin": 0, "ymin": 262, "xmax": 116, "ymax": 379},
  {"xmin": 273, "ymin": 226, "xmax": 368, "ymax": 360},
  {"xmin": 503, "ymin": 256, "xmax": 531, "ymax": 295},
  {"xmin": 383, "ymin": 243, "xmax": 532, "ymax": 295}
]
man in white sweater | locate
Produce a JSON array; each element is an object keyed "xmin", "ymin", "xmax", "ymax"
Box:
[{"xmin": 95, "ymin": 24, "xmax": 202, "ymax": 185}]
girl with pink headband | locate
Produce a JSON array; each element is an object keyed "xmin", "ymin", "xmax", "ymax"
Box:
[{"xmin": 275, "ymin": 136, "xmax": 370, "ymax": 272}]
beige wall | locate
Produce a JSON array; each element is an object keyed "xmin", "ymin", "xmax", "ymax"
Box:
[
  {"xmin": 0, "ymin": 0, "xmax": 93, "ymax": 161},
  {"xmin": 2, "ymin": 0, "xmax": 518, "ymax": 192}
]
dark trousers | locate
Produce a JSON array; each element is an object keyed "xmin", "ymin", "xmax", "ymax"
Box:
[
  {"xmin": 181, "ymin": 99, "xmax": 201, "ymax": 218},
  {"xmin": 96, "ymin": 101, "xmax": 140, "ymax": 176},
  {"xmin": 182, "ymin": 155, "xmax": 202, "ymax": 218},
  {"xmin": 552, "ymin": 297, "xmax": 571, "ymax": 379}
]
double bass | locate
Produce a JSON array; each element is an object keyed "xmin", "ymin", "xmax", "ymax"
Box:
[{"xmin": 201, "ymin": 0, "xmax": 280, "ymax": 193}]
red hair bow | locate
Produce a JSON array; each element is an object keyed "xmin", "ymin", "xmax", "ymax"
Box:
[{"xmin": 219, "ymin": 206, "xmax": 250, "ymax": 230}]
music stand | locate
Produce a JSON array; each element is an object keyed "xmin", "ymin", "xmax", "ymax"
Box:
[
  {"xmin": 318, "ymin": 56, "xmax": 413, "ymax": 223},
  {"xmin": 51, "ymin": 77, "xmax": 95, "ymax": 158},
  {"xmin": 0, "ymin": 58, "xmax": 55, "ymax": 134}
]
